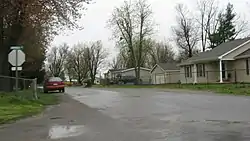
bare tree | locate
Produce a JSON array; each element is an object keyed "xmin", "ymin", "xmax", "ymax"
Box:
[
  {"xmin": 108, "ymin": 0, "xmax": 154, "ymax": 84},
  {"xmin": 134, "ymin": 0, "xmax": 154, "ymax": 83},
  {"xmin": 66, "ymin": 43, "xmax": 89, "ymax": 84},
  {"xmin": 85, "ymin": 41, "xmax": 108, "ymax": 84},
  {"xmin": 149, "ymin": 41, "xmax": 176, "ymax": 66},
  {"xmin": 173, "ymin": 4, "xmax": 199, "ymax": 58},
  {"xmin": 197, "ymin": 0, "xmax": 218, "ymax": 51},
  {"xmin": 109, "ymin": 55, "xmax": 124, "ymax": 69},
  {"xmin": 47, "ymin": 43, "xmax": 69, "ymax": 77},
  {"xmin": 65, "ymin": 55, "xmax": 77, "ymax": 82},
  {"xmin": 176, "ymin": 49, "xmax": 200, "ymax": 63}
]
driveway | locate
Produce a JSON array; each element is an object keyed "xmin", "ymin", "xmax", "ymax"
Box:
[
  {"xmin": 0, "ymin": 87, "xmax": 250, "ymax": 141},
  {"xmin": 67, "ymin": 87, "xmax": 250, "ymax": 141}
]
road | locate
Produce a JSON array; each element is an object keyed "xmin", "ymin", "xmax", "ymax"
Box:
[{"xmin": 1, "ymin": 87, "xmax": 250, "ymax": 141}]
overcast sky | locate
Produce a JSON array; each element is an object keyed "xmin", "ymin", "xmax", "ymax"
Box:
[{"xmin": 52, "ymin": 0, "xmax": 250, "ymax": 71}]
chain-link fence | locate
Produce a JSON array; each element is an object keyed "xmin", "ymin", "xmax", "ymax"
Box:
[
  {"xmin": 151, "ymin": 68, "xmax": 250, "ymax": 85},
  {"xmin": 101, "ymin": 75, "xmax": 152, "ymax": 85},
  {"xmin": 0, "ymin": 75, "xmax": 38, "ymax": 99}
]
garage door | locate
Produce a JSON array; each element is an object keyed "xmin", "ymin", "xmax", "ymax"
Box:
[{"xmin": 155, "ymin": 74, "xmax": 165, "ymax": 84}]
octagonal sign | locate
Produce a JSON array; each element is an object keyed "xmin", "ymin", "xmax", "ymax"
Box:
[{"xmin": 8, "ymin": 50, "xmax": 26, "ymax": 66}]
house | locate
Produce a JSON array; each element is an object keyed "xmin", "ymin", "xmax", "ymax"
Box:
[
  {"xmin": 121, "ymin": 67, "xmax": 151, "ymax": 84},
  {"xmin": 150, "ymin": 62, "xmax": 180, "ymax": 84},
  {"xmin": 178, "ymin": 37, "xmax": 250, "ymax": 84},
  {"xmin": 105, "ymin": 67, "xmax": 151, "ymax": 84},
  {"xmin": 105, "ymin": 69, "xmax": 125, "ymax": 80}
]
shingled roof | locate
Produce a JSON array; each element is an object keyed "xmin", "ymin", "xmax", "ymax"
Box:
[
  {"xmin": 179, "ymin": 37, "xmax": 250, "ymax": 66},
  {"xmin": 151, "ymin": 62, "xmax": 179, "ymax": 73}
]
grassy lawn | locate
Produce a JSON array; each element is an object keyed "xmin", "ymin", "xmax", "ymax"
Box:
[
  {"xmin": 0, "ymin": 90, "xmax": 59, "ymax": 124},
  {"xmin": 94, "ymin": 83, "xmax": 250, "ymax": 95}
]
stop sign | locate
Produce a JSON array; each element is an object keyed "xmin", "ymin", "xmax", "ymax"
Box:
[{"xmin": 8, "ymin": 50, "xmax": 26, "ymax": 66}]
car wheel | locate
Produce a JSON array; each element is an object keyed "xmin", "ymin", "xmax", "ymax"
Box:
[
  {"xmin": 62, "ymin": 88, "xmax": 65, "ymax": 93},
  {"xmin": 44, "ymin": 90, "xmax": 48, "ymax": 93}
]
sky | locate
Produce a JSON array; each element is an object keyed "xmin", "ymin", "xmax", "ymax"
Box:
[{"xmin": 52, "ymin": 0, "xmax": 250, "ymax": 72}]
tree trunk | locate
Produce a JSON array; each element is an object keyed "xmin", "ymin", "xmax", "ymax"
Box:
[
  {"xmin": 77, "ymin": 76, "xmax": 82, "ymax": 85},
  {"xmin": 91, "ymin": 75, "xmax": 95, "ymax": 84},
  {"xmin": 0, "ymin": 48, "xmax": 12, "ymax": 92}
]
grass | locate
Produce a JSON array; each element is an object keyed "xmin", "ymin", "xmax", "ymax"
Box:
[
  {"xmin": 94, "ymin": 83, "xmax": 250, "ymax": 95},
  {"xmin": 0, "ymin": 90, "xmax": 59, "ymax": 124}
]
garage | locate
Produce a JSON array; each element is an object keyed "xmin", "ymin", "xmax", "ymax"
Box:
[{"xmin": 151, "ymin": 63, "xmax": 180, "ymax": 84}]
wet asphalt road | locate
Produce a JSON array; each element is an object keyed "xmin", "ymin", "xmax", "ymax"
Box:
[{"xmin": 66, "ymin": 87, "xmax": 250, "ymax": 141}]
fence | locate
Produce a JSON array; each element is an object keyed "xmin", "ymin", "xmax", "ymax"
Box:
[
  {"xmin": 0, "ymin": 75, "xmax": 38, "ymax": 99},
  {"xmin": 101, "ymin": 75, "xmax": 152, "ymax": 85},
  {"xmin": 151, "ymin": 68, "xmax": 250, "ymax": 85}
]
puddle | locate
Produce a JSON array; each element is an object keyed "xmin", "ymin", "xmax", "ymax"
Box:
[{"xmin": 48, "ymin": 125, "xmax": 86, "ymax": 139}]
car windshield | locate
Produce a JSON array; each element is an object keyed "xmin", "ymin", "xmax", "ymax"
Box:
[{"xmin": 48, "ymin": 77, "xmax": 62, "ymax": 82}]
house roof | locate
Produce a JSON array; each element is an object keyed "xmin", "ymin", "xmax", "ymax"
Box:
[
  {"xmin": 109, "ymin": 69, "xmax": 125, "ymax": 72},
  {"xmin": 150, "ymin": 62, "xmax": 179, "ymax": 73},
  {"xmin": 235, "ymin": 48, "xmax": 250, "ymax": 59},
  {"xmin": 179, "ymin": 37, "xmax": 250, "ymax": 66},
  {"xmin": 158, "ymin": 62, "xmax": 179, "ymax": 70},
  {"xmin": 121, "ymin": 67, "xmax": 151, "ymax": 73}
]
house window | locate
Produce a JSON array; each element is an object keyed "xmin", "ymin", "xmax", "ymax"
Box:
[
  {"xmin": 246, "ymin": 58, "xmax": 249, "ymax": 75},
  {"xmin": 185, "ymin": 65, "xmax": 192, "ymax": 78},
  {"xmin": 197, "ymin": 64, "xmax": 205, "ymax": 77}
]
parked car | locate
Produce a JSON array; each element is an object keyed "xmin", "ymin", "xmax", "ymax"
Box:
[{"xmin": 43, "ymin": 77, "xmax": 65, "ymax": 93}]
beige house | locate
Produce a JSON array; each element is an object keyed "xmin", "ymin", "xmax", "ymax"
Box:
[
  {"xmin": 151, "ymin": 63, "xmax": 180, "ymax": 84},
  {"xmin": 105, "ymin": 69, "xmax": 125, "ymax": 80},
  {"xmin": 179, "ymin": 37, "xmax": 250, "ymax": 84},
  {"xmin": 105, "ymin": 67, "xmax": 151, "ymax": 84},
  {"xmin": 121, "ymin": 67, "xmax": 151, "ymax": 84}
]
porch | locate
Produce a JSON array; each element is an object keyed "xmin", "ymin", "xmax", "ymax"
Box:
[{"xmin": 194, "ymin": 60, "xmax": 238, "ymax": 84}]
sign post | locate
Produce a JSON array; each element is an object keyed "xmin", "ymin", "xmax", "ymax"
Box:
[
  {"xmin": 8, "ymin": 46, "xmax": 25, "ymax": 91},
  {"xmin": 15, "ymin": 49, "xmax": 18, "ymax": 91}
]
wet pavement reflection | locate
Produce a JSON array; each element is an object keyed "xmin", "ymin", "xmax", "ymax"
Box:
[
  {"xmin": 66, "ymin": 88, "xmax": 250, "ymax": 141},
  {"xmin": 48, "ymin": 125, "xmax": 86, "ymax": 139}
]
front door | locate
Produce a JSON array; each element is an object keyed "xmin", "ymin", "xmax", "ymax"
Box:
[{"xmin": 222, "ymin": 62, "xmax": 226, "ymax": 79}]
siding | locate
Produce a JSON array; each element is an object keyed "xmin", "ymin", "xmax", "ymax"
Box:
[
  {"xmin": 232, "ymin": 58, "xmax": 250, "ymax": 82},
  {"xmin": 122, "ymin": 69, "xmax": 151, "ymax": 84},
  {"xmin": 165, "ymin": 71, "xmax": 180, "ymax": 83},
  {"xmin": 204, "ymin": 62, "xmax": 219, "ymax": 83},
  {"xmin": 180, "ymin": 62, "xmax": 220, "ymax": 84},
  {"xmin": 151, "ymin": 65, "xmax": 164, "ymax": 84},
  {"xmin": 151, "ymin": 65, "xmax": 180, "ymax": 84},
  {"xmin": 180, "ymin": 66, "xmax": 194, "ymax": 84},
  {"xmin": 223, "ymin": 42, "xmax": 250, "ymax": 60}
]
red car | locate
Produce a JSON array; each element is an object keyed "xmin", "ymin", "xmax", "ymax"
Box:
[{"xmin": 43, "ymin": 77, "xmax": 65, "ymax": 93}]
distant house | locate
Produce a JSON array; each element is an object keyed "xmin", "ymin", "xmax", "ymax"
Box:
[
  {"xmin": 105, "ymin": 69, "xmax": 125, "ymax": 80},
  {"xmin": 105, "ymin": 67, "xmax": 151, "ymax": 84},
  {"xmin": 178, "ymin": 37, "xmax": 250, "ymax": 84},
  {"xmin": 150, "ymin": 62, "xmax": 180, "ymax": 84}
]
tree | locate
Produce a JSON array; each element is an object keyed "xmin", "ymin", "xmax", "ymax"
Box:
[
  {"xmin": 149, "ymin": 41, "xmax": 175, "ymax": 66},
  {"xmin": 47, "ymin": 44, "xmax": 69, "ymax": 77},
  {"xmin": 67, "ymin": 43, "xmax": 89, "ymax": 85},
  {"xmin": 109, "ymin": 57, "xmax": 121, "ymax": 69},
  {"xmin": 209, "ymin": 3, "xmax": 235, "ymax": 48},
  {"xmin": 173, "ymin": 4, "xmax": 199, "ymax": 58},
  {"xmin": 108, "ymin": 0, "xmax": 154, "ymax": 84},
  {"xmin": 208, "ymin": 3, "xmax": 247, "ymax": 48},
  {"xmin": 197, "ymin": 0, "xmax": 219, "ymax": 51},
  {"xmin": 65, "ymin": 57, "xmax": 77, "ymax": 82},
  {"xmin": 0, "ymin": 0, "xmax": 91, "ymax": 91},
  {"xmin": 176, "ymin": 49, "xmax": 200, "ymax": 62},
  {"xmin": 85, "ymin": 41, "xmax": 107, "ymax": 84}
]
